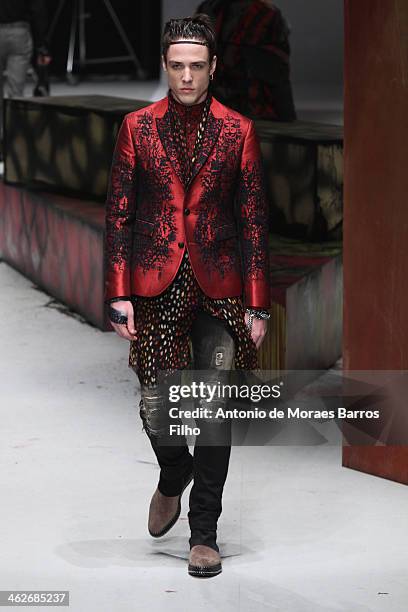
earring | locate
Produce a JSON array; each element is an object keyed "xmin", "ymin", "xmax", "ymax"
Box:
[{"xmin": 210, "ymin": 74, "xmax": 214, "ymax": 81}]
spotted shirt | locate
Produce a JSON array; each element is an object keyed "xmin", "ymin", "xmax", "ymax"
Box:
[{"xmin": 128, "ymin": 250, "xmax": 258, "ymax": 386}]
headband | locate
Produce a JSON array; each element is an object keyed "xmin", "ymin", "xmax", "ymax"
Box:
[{"xmin": 168, "ymin": 40, "xmax": 208, "ymax": 47}]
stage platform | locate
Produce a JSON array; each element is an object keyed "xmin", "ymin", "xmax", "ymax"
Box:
[
  {"xmin": 0, "ymin": 180, "xmax": 343, "ymax": 370},
  {"xmin": 4, "ymin": 95, "xmax": 343, "ymax": 241},
  {"xmin": 0, "ymin": 180, "xmax": 109, "ymax": 330}
]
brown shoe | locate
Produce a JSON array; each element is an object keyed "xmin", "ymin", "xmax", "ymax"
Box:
[
  {"xmin": 188, "ymin": 545, "xmax": 222, "ymax": 578},
  {"xmin": 148, "ymin": 472, "xmax": 193, "ymax": 538}
]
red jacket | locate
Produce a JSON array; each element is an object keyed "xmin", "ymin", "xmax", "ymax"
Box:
[{"xmin": 104, "ymin": 94, "xmax": 271, "ymax": 309}]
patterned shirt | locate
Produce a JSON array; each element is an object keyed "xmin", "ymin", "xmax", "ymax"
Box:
[
  {"xmin": 169, "ymin": 92, "xmax": 207, "ymax": 148},
  {"xmin": 167, "ymin": 90, "xmax": 208, "ymax": 181}
]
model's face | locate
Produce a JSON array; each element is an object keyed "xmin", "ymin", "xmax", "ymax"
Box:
[{"xmin": 162, "ymin": 40, "xmax": 216, "ymax": 106}]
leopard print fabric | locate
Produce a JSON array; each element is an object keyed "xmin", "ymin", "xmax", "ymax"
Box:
[{"xmin": 128, "ymin": 250, "xmax": 258, "ymax": 386}]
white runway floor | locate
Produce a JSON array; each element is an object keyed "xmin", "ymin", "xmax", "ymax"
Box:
[{"xmin": 1, "ymin": 254, "xmax": 408, "ymax": 611}]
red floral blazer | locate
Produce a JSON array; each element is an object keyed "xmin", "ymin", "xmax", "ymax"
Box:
[{"xmin": 104, "ymin": 95, "xmax": 271, "ymax": 309}]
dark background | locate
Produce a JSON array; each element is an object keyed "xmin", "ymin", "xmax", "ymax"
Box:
[
  {"xmin": 45, "ymin": 0, "xmax": 162, "ymax": 79},
  {"xmin": 42, "ymin": 0, "xmax": 343, "ymax": 117}
]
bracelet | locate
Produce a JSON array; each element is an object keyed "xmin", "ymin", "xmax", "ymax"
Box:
[
  {"xmin": 108, "ymin": 305, "xmax": 128, "ymax": 325},
  {"xmin": 245, "ymin": 308, "xmax": 271, "ymax": 321},
  {"xmin": 246, "ymin": 311, "xmax": 255, "ymax": 333}
]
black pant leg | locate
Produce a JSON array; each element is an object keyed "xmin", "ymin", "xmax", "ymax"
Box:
[
  {"xmin": 139, "ymin": 371, "xmax": 193, "ymax": 496},
  {"xmin": 134, "ymin": 252, "xmax": 197, "ymax": 497},
  {"xmin": 188, "ymin": 311, "xmax": 235, "ymax": 552}
]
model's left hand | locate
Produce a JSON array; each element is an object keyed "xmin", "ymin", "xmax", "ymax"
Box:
[{"xmin": 245, "ymin": 312, "xmax": 268, "ymax": 349}]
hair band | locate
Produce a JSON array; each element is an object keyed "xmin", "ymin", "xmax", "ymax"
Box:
[{"xmin": 168, "ymin": 40, "xmax": 208, "ymax": 46}]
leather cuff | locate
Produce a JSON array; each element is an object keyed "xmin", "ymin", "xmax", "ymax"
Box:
[
  {"xmin": 108, "ymin": 305, "xmax": 128, "ymax": 325},
  {"xmin": 105, "ymin": 296, "xmax": 131, "ymax": 305}
]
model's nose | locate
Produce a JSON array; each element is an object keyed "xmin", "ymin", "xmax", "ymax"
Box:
[{"xmin": 182, "ymin": 69, "xmax": 193, "ymax": 82}]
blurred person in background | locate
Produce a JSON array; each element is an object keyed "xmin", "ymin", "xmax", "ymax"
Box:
[
  {"xmin": 196, "ymin": 0, "xmax": 296, "ymax": 121},
  {"xmin": 0, "ymin": 0, "xmax": 51, "ymax": 156}
]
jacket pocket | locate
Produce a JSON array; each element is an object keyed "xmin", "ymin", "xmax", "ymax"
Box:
[
  {"xmin": 215, "ymin": 224, "xmax": 238, "ymax": 240},
  {"xmin": 133, "ymin": 218, "xmax": 154, "ymax": 236}
]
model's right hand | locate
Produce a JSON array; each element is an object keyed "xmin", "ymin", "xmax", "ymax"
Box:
[{"xmin": 110, "ymin": 301, "xmax": 137, "ymax": 341}]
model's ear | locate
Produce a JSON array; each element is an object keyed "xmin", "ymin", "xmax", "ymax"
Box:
[
  {"xmin": 162, "ymin": 54, "xmax": 167, "ymax": 72},
  {"xmin": 210, "ymin": 55, "xmax": 217, "ymax": 76}
]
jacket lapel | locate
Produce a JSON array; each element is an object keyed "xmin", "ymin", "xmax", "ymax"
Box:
[
  {"xmin": 156, "ymin": 96, "xmax": 223, "ymax": 190},
  {"xmin": 156, "ymin": 110, "xmax": 185, "ymax": 187},
  {"xmin": 187, "ymin": 110, "xmax": 223, "ymax": 188}
]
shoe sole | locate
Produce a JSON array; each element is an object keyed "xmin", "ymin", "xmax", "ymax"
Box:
[
  {"xmin": 188, "ymin": 562, "xmax": 222, "ymax": 578},
  {"xmin": 148, "ymin": 470, "xmax": 194, "ymax": 538}
]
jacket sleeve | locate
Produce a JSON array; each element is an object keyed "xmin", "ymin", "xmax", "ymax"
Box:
[
  {"xmin": 104, "ymin": 115, "xmax": 137, "ymax": 303},
  {"xmin": 236, "ymin": 120, "xmax": 271, "ymax": 309}
]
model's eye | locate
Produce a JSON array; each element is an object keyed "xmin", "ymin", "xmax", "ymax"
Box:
[
  {"xmin": 171, "ymin": 64, "xmax": 183, "ymax": 70},
  {"xmin": 192, "ymin": 64, "xmax": 205, "ymax": 70}
]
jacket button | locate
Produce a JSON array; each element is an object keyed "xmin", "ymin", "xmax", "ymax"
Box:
[
  {"xmin": 184, "ymin": 208, "xmax": 190, "ymax": 215},
  {"xmin": 178, "ymin": 241, "xmax": 184, "ymax": 248}
]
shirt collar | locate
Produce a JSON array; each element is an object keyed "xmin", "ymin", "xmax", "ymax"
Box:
[{"xmin": 168, "ymin": 89, "xmax": 209, "ymax": 122}]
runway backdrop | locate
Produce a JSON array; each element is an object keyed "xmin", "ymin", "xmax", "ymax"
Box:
[
  {"xmin": 44, "ymin": 0, "xmax": 162, "ymax": 79},
  {"xmin": 162, "ymin": 0, "xmax": 344, "ymax": 109}
]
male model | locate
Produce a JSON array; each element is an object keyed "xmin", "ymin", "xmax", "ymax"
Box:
[{"xmin": 104, "ymin": 14, "xmax": 271, "ymax": 578}]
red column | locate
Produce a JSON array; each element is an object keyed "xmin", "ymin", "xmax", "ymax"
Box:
[{"xmin": 343, "ymin": 0, "xmax": 408, "ymax": 483}]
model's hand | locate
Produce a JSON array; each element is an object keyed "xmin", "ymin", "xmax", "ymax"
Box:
[
  {"xmin": 244, "ymin": 312, "xmax": 267, "ymax": 349},
  {"xmin": 110, "ymin": 300, "xmax": 137, "ymax": 341}
]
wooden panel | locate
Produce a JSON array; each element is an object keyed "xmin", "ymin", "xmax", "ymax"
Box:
[
  {"xmin": 0, "ymin": 181, "xmax": 110, "ymax": 330},
  {"xmin": 258, "ymin": 121, "xmax": 343, "ymax": 241},
  {"xmin": 343, "ymin": 0, "xmax": 408, "ymax": 483},
  {"xmin": 4, "ymin": 96, "xmax": 150, "ymax": 200},
  {"xmin": 343, "ymin": 448, "xmax": 408, "ymax": 485},
  {"xmin": 258, "ymin": 234, "xmax": 343, "ymax": 371}
]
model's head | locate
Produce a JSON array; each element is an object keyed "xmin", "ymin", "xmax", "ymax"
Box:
[{"xmin": 162, "ymin": 14, "xmax": 217, "ymax": 106}]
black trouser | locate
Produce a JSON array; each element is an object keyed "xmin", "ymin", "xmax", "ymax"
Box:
[{"xmin": 139, "ymin": 311, "xmax": 235, "ymax": 552}]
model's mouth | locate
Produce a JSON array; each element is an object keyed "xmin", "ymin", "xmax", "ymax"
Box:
[{"xmin": 180, "ymin": 88, "xmax": 194, "ymax": 92}]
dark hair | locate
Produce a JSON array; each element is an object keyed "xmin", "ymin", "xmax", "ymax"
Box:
[{"xmin": 162, "ymin": 14, "xmax": 217, "ymax": 63}]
